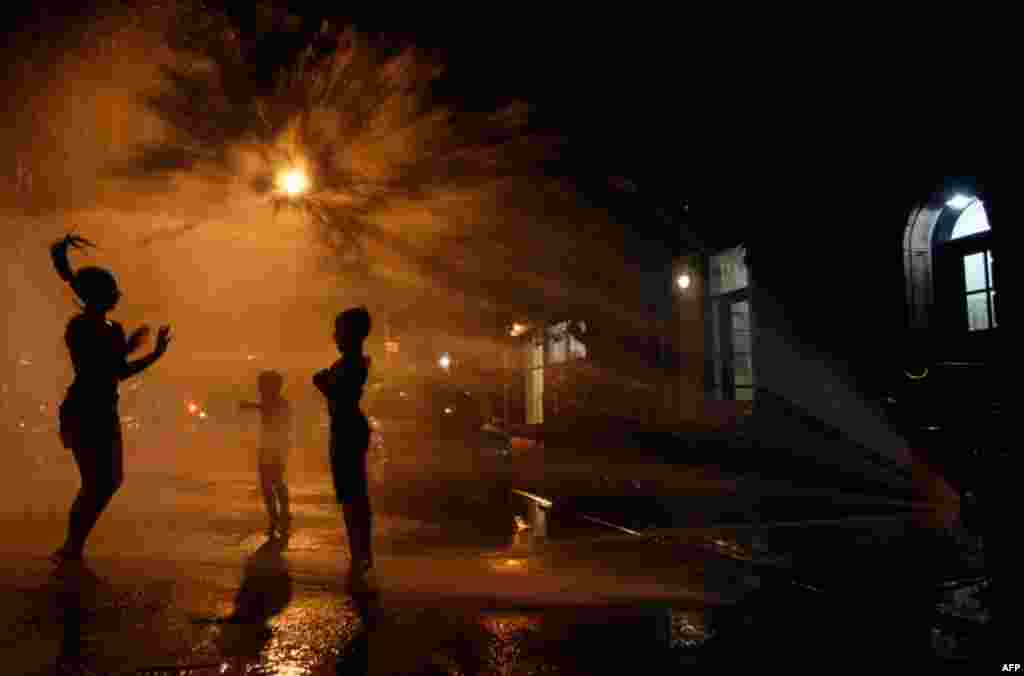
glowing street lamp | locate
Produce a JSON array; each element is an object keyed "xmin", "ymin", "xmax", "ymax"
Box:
[
  {"xmin": 676, "ymin": 273, "xmax": 691, "ymax": 290},
  {"xmin": 946, "ymin": 194, "xmax": 973, "ymax": 210},
  {"xmin": 275, "ymin": 167, "xmax": 310, "ymax": 197},
  {"xmin": 439, "ymin": 352, "xmax": 451, "ymax": 371}
]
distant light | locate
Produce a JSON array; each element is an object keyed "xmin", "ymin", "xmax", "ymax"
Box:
[
  {"xmin": 187, "ymin": 401, "xmax": 199, "ymax": 414},
  {"xmin": 399, "ymin": 391, "xmax": 407, "ymax": 398},
  {"xmin": 439, "ymin": 353, "xmax": 451, "ymax": 370},
  {"xmin": 676, "ymin": 273, "xmax": 691, "ymax": 290},
  {"xmin": 198, "ymin": 411, "xmax": 208, "ymax": 419},
  {"xmin": 946, "ymin": 194, "xmax": 973, "ymax": 210},
  {"xmin": 509, "ymin": 322, "xmax": 528, "ymax": 337},
  {"xmin": 276, "ymin": 168, "xmax": 309, "ymax": 197},
  {"xmin": 246, "ymin": 354, "xmax": 257, "ymax": 361},
  {"xmin": 444, "ymin": 407, "xmax": 453, "ymax": 415},
  {"xmin": 505, "ymin": 558, "xmax": 525, "ymax": 567},
  {"xmin": 18, "ymin": 358, "xmax": 31, "ymax": 366}
]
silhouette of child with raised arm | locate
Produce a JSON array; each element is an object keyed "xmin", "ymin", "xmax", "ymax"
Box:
[
  {"xmin": 314, "ymin": 307, "xmax": 374, "ymax": 591},
  {"xmin": 49, "ymin": 233, "xmax": 172, "ymax": 563},
  {"xmin": 240, "ymin": 370, "xmax": 293, "ymax": 538}
]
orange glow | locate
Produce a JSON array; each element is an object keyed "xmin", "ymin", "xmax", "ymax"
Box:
[
  {"xmin": 275, "ymin": 167, "xmax": 310, "ymax": 197},
  {"xmin": 186, "ymin": 401, "xmax": 199, "ymax": 414}
]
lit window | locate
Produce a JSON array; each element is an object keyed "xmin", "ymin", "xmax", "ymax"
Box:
[
  {"xmin": 709, "ymin": 246, "xmax": 749, "ymax": 295},
  {"xmin": 962, "ymin": 250, "xmax": 996, "ymax": 331},
  {"xmin": 950, "ymin": 200, "xmax": 991, "ymax": 240},
  {"xmin": 708, "ymin": 245, "xmax": 755, "ymax": 402}
]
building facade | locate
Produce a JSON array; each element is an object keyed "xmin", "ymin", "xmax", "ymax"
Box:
[{"xmin": 674, "ymin": 174, "xmax": 1008, "ymax": 493}]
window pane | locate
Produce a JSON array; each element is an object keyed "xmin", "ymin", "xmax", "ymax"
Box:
[
  {"xmin": 963, "ymin": 252, "xmax": 987, "ymax": 292},
  {"xmin": 730, "ymin": 301, "xmax": 755, "ymax": 390},
  {"xmin": 966, "ymin": 292, "xmax": 989, "ymax": 331},
  {"xmin": 950, "ymin": 200, "xmax": 991, "ymax": 239},
  {"xmin": 988, "ymin": 251, "xmax": 995, "ymax": 289},
  {"xmin": 710, "ymin": 245, "xmax": 749, "ymax": 295},
  {"xmin": 990, "ymin": 290, "xmax": 997, "ymax": 328}
]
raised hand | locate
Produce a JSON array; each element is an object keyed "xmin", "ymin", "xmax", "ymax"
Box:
[
  {"xmin": 64, "ymin": 233, "xmax": 96, "ymax": 250},
  {"xmin": 127, "ymin": 325, "xmax": 151, "ymax": 354},
  {"xmin": 155, "ymin": 325, "xmax": 173, "ymax": 356},
  {"xmin": 50, "ymin": 232, "xmax": 97, "ymax": 283}
]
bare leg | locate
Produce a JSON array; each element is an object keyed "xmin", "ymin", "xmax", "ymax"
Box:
[
  {"xmin": 259, "ymin": 464, "xmax": 279, "ymax": 531},
  {"xmin": 275, "ymin": 474, "xmax": 291, "ymax": 531},
  {"xmin": 342, "ymin": 494, "xmax": 373, "ymax": 572},
  {"xmin": 59, "ymin": 433, "xmax": 123, "ymax": 560}
]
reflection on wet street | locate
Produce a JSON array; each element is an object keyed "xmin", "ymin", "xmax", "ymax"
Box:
[
  {"xmin": 0, "ymin": 466, "xmax": 986, "ymax": 672},
  {"xmin": 2, "ymin": 534, "xmax": 716, "ymax": 674}
]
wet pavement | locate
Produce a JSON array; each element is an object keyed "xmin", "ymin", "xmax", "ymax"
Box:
[{"xmin": 0, "ymin": 453, "xmax": 988, "ymax": 672}]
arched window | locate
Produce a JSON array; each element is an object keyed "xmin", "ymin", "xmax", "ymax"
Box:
[
  {"xmin": 903, "ymin": 193, "xmax": 997, "ymax": 334},
  {"xmin": 949, "ymin": 198, "xmax": 991, "ymax": 240}
]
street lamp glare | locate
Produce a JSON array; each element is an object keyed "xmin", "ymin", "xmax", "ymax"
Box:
[
  {"xmin": 277, "ymin": 168, "xmax": 310, "ymax": 197},
  {"xmin": 945, "ymin": 194, "xmax": 973, "ymax": 210},
  {"xmin": 676, "ymin": 273, "xmax": 691, "ymax": 290},
  {"xmin": 439, "ymin": 353, "xmax": 451, "ymax": 369}
]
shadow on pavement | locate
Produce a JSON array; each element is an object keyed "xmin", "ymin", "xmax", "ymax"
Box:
[{"xmin": 217, "ymin": 534, "xmax": 293, "ymax": 664}]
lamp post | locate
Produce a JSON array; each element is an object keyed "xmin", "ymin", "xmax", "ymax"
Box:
[{"xmin": 945, "ymin": 193, "xmax": 974, "ymax": 210}]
